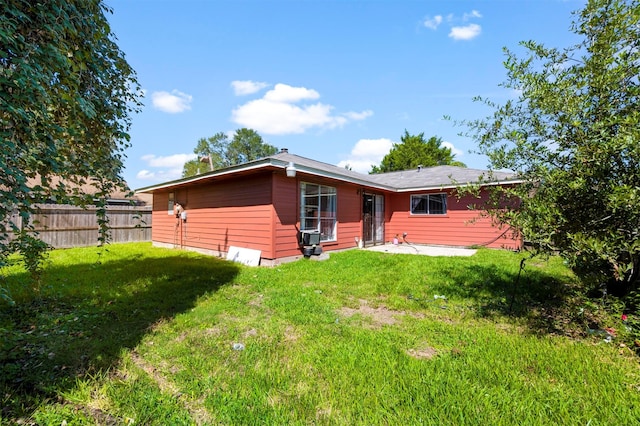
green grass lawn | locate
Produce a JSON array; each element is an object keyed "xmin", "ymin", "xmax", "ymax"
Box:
[{"xmin": 1, "ymin": 243, "xmax": 639, "ymax": 425}]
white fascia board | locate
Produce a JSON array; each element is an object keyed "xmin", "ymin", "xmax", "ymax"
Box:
[
  {"xmin": 135, "ymin": 157, "xmax": 523, "ymax": 194},
  {"xmin": 279, "ymin": 162, "xmax": 395, "ymax": 192},
  {"xmin": 394, "ymin": 179, "xmax": 525, "ymax": 193},
  {"xmin": 135, "ymin": 160, "xmax": 275, "ymax": 193}
]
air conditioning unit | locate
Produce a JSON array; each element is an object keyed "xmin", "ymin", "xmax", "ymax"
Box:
[{"xmin": 300, "ymin": 230, "xmax": 321, "ymax": 246}]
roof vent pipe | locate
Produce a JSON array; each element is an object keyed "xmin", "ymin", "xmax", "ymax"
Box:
[{"xmin": 418, "ymin": 165, "xmax": 423, "ymax": 172}]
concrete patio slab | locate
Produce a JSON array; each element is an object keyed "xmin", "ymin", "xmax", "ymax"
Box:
[{"xmin": 364, "ymin": 243, "xmax": 477, "ymax": 257}]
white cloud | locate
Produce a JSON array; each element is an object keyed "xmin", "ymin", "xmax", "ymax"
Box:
[
  {"xmin": 231, "ymin": 83, "xmax": 372, "ymax": 135},
  {"xmin": 151, "ymin": 90, "xmax": 193, "ymax": 113},
  {"xmin": 231, "ymin": 80, "xmax": 269, "ymax": 96},
  {"xmin": 441, "ymin": 141, "xmax": 464, "ymax": 157},
  {"xmin": 136, "ymin": 169, "xmax": 184, "ymax": 182},
  {"xmin": 426, "ymin": 10, "xmax": 482, "ymax": 41},
  {"xmin": 233, "ymin": 100, "xmax": 343, "ymax": 134},
  {"xmin": 136, "ymin": 170, "xmax": 156, "ymax": 180},
  {"xmin": 141, "ymin": 153, "xmax": 197, "ymax": 168},
  {"xmin": 463, "ymin": 10, "xmax": 482, "ymax": 21},
  {"xmin": 337, "ymin": 138, "xmax": 394, "ymax": 174},
  {"xmin": 344, "ymin": 110, "xmax": 374, "ymax": 120},
  {"xmin": 352, "ymin": 138, "xmax": 393, "ymax": 157},
  {"xmin": 423, "ymin": 15, "xmax": 442, "ymax": 30},
  {"xmin": 136, "ymin": 153, "xmax": 197, "ymax": 182},
  {"xmin": 263, "ymin": 83, "xmax": 320, "ymax": 103},
  {"xmin": 449, "ymin": 23, "xmax": 482, "ymax": 40}
]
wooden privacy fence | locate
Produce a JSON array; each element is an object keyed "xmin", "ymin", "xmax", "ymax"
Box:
[{"xmin": 11, "ymin": 204, "xmax": 152, "ymax": 248}]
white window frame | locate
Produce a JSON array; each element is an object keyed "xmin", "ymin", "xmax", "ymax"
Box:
[
  {"xmin": 410, "ymin": 193, "xmax": 447, "ymax": 215},
  {"xmin": 300, "ymin": 182, "xmax": 337, "ymax": 242}
]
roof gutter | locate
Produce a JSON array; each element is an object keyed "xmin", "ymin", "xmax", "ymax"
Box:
[
  {"xmin": 394, "ymin": 179, "xmax": 525, "ymax": 193},
  {"xmin": 136, "ymin": 158, "xmax": 397, "ymax": 193},
  {"xmin": 273, "ymin": 160, "xmax": 396, "ymax": 192}
]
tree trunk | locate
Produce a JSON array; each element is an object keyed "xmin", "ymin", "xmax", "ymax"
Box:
[{"xmin": 607, "ymin": 256, "xmax": 640, "ymax": 297}]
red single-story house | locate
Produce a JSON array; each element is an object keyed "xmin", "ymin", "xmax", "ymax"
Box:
[{"xmin": 135, "ymin": 149, "xmax": 522, "ymax": 265}]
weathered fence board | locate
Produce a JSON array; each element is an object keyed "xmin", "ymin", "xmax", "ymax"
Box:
[{"xmin": 11, "ymin": 204, "xmax": 151, "ymax": 248}]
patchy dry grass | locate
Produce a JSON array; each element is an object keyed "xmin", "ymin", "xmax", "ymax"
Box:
[{"xmin": 2, "ymin": 243, "xmax": 640, "ymax": 425}]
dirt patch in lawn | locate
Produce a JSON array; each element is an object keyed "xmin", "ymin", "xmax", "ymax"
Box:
[
  {"xmin": 243, "ymin": 328, "xmax": 259, "ymax": 338},
  {"xmin": 248, "ymin": 293, "xmax": 264, "ymax": 307},
  {"xmin": 406, "ymin": 347, "xmax": 438, "ymax": 360},
  {"xmin": 339, "ymin": 299, "xmax": 423, "ymax": 329},
  {"xmin": 284, "ymin": 325, "xmax": 300, "ymax": 342}
]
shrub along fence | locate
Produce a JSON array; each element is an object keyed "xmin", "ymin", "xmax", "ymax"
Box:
[{"xmin": 9, "ymin": 204, "xmax": 152, "ymax": 248}]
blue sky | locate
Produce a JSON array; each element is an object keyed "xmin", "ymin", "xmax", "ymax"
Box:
[{"xmin": 105, "ymin": 0, "xmax": 584, "ymax": 191}]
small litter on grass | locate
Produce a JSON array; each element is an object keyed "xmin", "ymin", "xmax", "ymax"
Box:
[
  {"xmin": 232, "ymin": 343, "xmax": 245, "ymax": 351},
  {"xmin": 588, "ymin": 328, "xmax": 616, "ymax": 343},
  {"xmin": 407, "ymin": 294, "xmax": 448, "ymax": 307}
]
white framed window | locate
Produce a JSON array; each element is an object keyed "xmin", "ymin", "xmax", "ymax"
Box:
[
  {"xmin": 300, "ymin": 182, "xmax": 337, "ymax": 242},
  {"xmin": 410, "ymin": 193, "xmax": 447, "ymax": 215}
]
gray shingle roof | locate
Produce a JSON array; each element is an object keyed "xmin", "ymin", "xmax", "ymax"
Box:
[
  {"xmin": 271, "ymin": 152, "xmax": 517, "ymax": 190},
  {"xmin": 270, "ymin": 151, "xmax": 389, "ymax": 184},
  {"xmin": 363, "ymin": 165, "xmax": 516, "ymax": 190},
  {"xmin": 136, "ymin": 150, "xmax": 519, "ymax": 193}
]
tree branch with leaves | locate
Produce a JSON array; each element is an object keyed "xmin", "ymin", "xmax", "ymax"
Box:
[
  {"xmin": 182, "ymin": 128, "xmax": 277, "ymax": 177},
  {"xmin": 1, "ymin": 0, "xmax": 142, "ymax": 294},
  {"xmin": 370, "ymin": 131, "xmax": 465, "ymax": 173},
  {"xmin": 458, "ymin": 0, "xmax": 640, "ymax": 295}
]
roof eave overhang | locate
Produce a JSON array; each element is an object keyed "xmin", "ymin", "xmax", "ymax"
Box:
[
  {"xmin": 288, "ymin": 163, "xmax": 395, "ymax": 192},
  {"xmin": 135, "ymin": 158, "xmax": 397, "ymax": 193},
  {"xmin": 135, "ymin": 158, "xmax": 523, "ymax": 194},
  {"xmin": 135, "ymin": 159, "xmax": 279, "ymax": 193},
  {"xmin": 394, "ymin": 179, "xmax": 525, "ymax": 193}
]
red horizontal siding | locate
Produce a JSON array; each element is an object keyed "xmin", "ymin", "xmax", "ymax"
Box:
[
  {"xmin": 151, "ymin": 174, "xmax": 276, "ymax": 258},
  {"xmin": 272, "ymin": 175, "xmax": 300, "ymax": 259},
  {"xmin": 335, "ymin": 185, "xmax": 362, "ymax": 250},
  {"xmin": 385, "ymin": 190, "xmax": 521, "ymax": 250},
  {"xmin": 271, "ymin": 175, "xmax": 363, "ymax": 258},
  {"xmin": 150, "ymin": 171, "xmax": 521, "ymax": 263}
]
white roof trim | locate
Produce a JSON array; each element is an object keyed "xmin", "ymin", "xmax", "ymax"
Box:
[
  {"xmin": 135, "ymin": 160, "xmax": 276, "ymax": 193},
  {"xmin": 135, "ymin": 157, "xmax": 521, "ymax": 194},
  {"xmin": 286, "ymin": 163, "xmax": 395, "ymax": 192},
  {"xmin": 395, "ymin": 179, "xmax": 525, "ymax": 193}
]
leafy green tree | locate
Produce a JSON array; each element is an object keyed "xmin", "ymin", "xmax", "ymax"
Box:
[
  {"xmin": 371, "ymin": 131, "xmax": 465, "ymax": 173},
  {"xmin": 460, "ymin": 0, "xmax": 639, "ymax": 295},
  {"xmin": 182, "ymin": 128, "xmax": 277, "ymax": 177},
  {"xmin": 182, "ymin": 132, "xmax": 230, "ymax": 176},
  {"xmin": 1, "ymin": 0, "xmax": 141, "ymax": 289},
  {"xmin": 228, "ymin": 128, "xmax": 278, "ymax": 164},
  {"xmin": 181, "ymin": 160, "xmax": 203, "ymax": 178}
]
